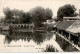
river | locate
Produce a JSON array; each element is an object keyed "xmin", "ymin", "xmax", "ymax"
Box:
[{"xmin": 0, "ymin": 31, "xmax": 63, "ymax": 52}]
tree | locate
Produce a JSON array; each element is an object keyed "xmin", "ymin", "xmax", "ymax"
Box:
[
  {"xmin": 45, "ymin": 8, "xmax": 53, "ymax": 20},
  {"xmin": 21, "ymin": 12, "xmax": 31, "ymax": 23},
  {"xmin": 12, "ymin": 9, "xmax": 20, "ymax": 17},
  {"xmin": 57, "ymin": 4, "xmax": 77, "ymax": 21},
  {"xmin": 30, "ymin": 6, "xmax": 53, "ymax": 27},
  {"xmin": 3, "ymin": 7, "xmax": 14, "ymax": 23},
  {"xmin": 3, "ymin": 7, "xmax": 53, "ymax": 25},
  {"xmin": 30, "ymin": 6, "xmax": 46, "ymax": 27}
]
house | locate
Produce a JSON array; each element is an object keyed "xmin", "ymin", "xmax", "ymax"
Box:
[{"xmin": 55, "ymin": 17, "xmax": 80, "ymax": 46}]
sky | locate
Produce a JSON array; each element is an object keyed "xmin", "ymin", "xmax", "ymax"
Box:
[{"xmin": 0, "ymin": 0, "xmax": 80, "ymax": 17}]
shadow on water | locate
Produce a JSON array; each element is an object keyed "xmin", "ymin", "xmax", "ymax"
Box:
[
  {"xmin": 56, "ymin": 34, "xmax": 78, "ymax": 52},
  {"xmin": 4, "ymin": 31, "xmax": 53, "ymax": 45}
]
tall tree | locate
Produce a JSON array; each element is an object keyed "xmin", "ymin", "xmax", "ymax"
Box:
[
  {"xmin": 30, "ymin": 6, "xmax": 53, "ymax": 27},
  {"xmin": 3, "ymin": 7, "xmax": 14, "ymax": 23},
  {"xmin": 57, "ymin": 4, "xmax": 77, "ymax": 21},
  {"xmin": 45, "ymin": 8, "xmax": 53, "ymax": 20},
  {"xmin": 30, "ymin": 6, "xmax": 46, "ymax": 27}
]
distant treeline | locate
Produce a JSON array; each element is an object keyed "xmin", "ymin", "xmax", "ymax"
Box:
[
  {"xmin": 3, "ymin": 6, "xmax": 53, "ymax": 27},
  {"xmin": 1, "ymin": 4, "xmax": 79, "ymax": 27}
]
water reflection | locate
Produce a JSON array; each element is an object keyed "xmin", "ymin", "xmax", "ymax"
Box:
[
  {"xmin": 4, "ymin": 31, "xmax": 53, "ymax": 45},
  {"xmin": 56, "ymin": 34, "xmax": 78, "ymax": 52},
  {"xmin": 0, "ymin": 31, "xmax": 64, "ymax": 52}
]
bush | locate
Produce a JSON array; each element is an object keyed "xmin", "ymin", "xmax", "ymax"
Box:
[{"xmin": 44, "ymin": 45, "xmax": 55, "ymax": 52}]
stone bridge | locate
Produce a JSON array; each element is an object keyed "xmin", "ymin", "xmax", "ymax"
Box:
[{"xmin": 9, "ymin": 23, "xmax": 34, "ymax": 31}]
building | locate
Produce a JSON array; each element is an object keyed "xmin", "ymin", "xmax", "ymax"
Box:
[{"xmin": 55, "ymin": 17, "xmax": 80, "ymax": 46}]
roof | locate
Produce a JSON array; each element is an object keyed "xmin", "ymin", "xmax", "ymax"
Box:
[
  {"xmin": 66, "ymin": 27, "xmax": 80, "ymax": 33},
  {"xmin": 66, "ymin": 20, "xmax": 80, "ymax": 33},
  {"xmin": 56, "ymin": 20, "xmax": 75, "ymax": 30},
  {"xmin": 63, "ymin": 17, "xmax": 80, "ymax": 20}
]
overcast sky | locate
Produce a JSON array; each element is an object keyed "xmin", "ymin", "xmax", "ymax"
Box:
[{"xmin": 0, "ymin": 0, "xmax": 80, "ymax": 17}]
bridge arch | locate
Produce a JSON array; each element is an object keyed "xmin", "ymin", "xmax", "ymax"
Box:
[{"xmin": 10, "ymin": 24, "xmax": 34, "ymax": 31}]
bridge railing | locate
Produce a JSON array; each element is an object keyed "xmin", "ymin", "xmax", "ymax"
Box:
[{"xmin": 9, "ymin": 24, "xmax": 34, "ymax": 31}]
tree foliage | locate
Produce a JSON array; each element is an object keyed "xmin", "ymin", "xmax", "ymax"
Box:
[
  {"xmin": 3, "ymin": 7, "xmax": 53, "ymax": 27},
  {"xmin": 30, "ymin": 6, "xmax": 53, "ymax": 27},
  {"xmin": 20, "ymin": 12, "xmax": 31, "ymax": 24},
  {"xmin": 3, "ymin": 7, "xmax": 13, "ymax": 20},
  {"xmin": 3, "ymin": 7, "xmax": 31, "ymax": 24},
  {"xmin": 3, "ymin": 7, "xmax": 14, "ymax": 23},
  {"xmin": 57, "ymin": 4, "xmax": 77, "ymax": 21},
  {"xmin": 45, "ymin": 8, "xmax": 53, "ymax": 20}
]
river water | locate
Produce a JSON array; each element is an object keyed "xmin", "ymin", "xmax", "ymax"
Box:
[{"xmin": 0, "ymin": 31, "xmax": 63, "ymax": 52}]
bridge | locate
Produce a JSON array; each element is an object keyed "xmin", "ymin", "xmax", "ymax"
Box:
[{"xmin": 9, "ymin": 23, "xmax": 34, "ymax": 32}]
